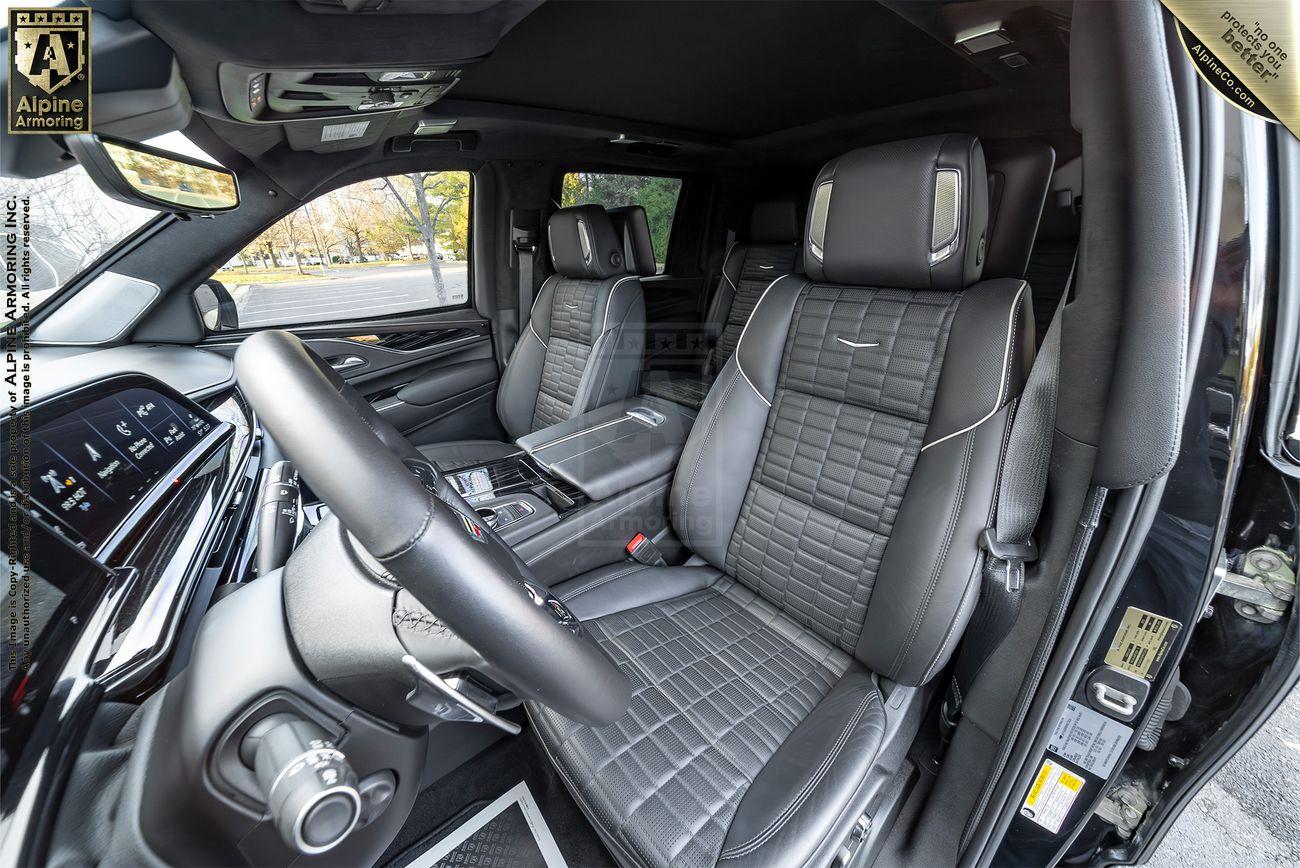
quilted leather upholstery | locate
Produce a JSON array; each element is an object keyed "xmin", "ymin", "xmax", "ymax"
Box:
[
  {"xmin": 641, "ymin": 243, "xmax": 799, "ymax": 410},
  {"xmin": 531, "ymin": 137, "xmax": 1031, "ymax": 868},
  {"xmin": 534, "ymin": 276, "xmax": 602, "ymax": 429},
  {"xmin": 531, "ymin": 575, "xmax": 879, "ymax": 868},
  {"xmin": 416, "ymin": 205, "xmax": 647, "ymax": 468},
  {"xmin": 727, "ymin": 285, "xmax": 959, "ymax": 652}
]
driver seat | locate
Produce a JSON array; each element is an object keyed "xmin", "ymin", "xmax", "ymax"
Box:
[{"xmin": 529, "ymin": 135, "xmax": 1033, "ymax": 867}]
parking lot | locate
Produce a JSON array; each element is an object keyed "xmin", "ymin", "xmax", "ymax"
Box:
[{"xmin": 230, "ymin": 261, "xmax": 469, "ymax": 328}]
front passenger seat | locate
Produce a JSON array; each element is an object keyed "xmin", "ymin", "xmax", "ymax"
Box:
[
  {"xmin": 529, "ymin": 135, "xmax": 1033, "ymax": 867},
  {"xmin": 419, "ymin": 204, "xmax": 648, "ymax": 470}
]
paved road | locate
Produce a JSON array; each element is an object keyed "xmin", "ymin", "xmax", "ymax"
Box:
[
  {"xmin": 1146, "ymin": 684, "xmax": 1300, "ymax": 866},
  {"xmin": 232, "ymin": 262, "xmax": 468, "ymax": 328}
]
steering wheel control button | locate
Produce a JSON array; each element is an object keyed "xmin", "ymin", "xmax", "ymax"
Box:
[{"xmin": 248, "ymin": 717, "xmax": 361, "ymax": 855}]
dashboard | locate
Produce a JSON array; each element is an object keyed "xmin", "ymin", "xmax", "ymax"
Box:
[
  {"xmin": 18, "ymin": 384, "xmax": 217, "ymax": 552},
  {"xmin": 1, "ymin": 370, "xmax": 256, "ymax": 824}
]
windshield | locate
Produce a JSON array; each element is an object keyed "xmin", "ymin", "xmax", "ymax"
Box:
[{"xmin": 4, "ymin": 165, "xmax": 155, "ymax": 324}]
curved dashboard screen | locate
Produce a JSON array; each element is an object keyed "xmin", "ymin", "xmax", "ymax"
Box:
[{"xmin": 5, "ymin": 380, "xmax": 220, "ymax": 552}]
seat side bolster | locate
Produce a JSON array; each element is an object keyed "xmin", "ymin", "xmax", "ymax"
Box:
[
  {"xmin": 670, "ymin": 275, "xmax": 806, "ymax": 568},
  {"xmin": 571, "ymin": 276, "xmax": 645, "ymax": 416},
  {"xmin": 719, "ymin": 670, "xmax": 886, "ymax": 865},
  {"xmin": 857, "ymin": 279, "xmax": 1032, "ymax": 685},
  {"xmin": 497, "ymin": 275, "xmax": 558, "ymax": 439}
]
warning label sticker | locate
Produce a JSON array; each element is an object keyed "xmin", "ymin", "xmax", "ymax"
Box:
[
  {"xmin": 1021, "ymin": 759, "xmax": 1085, "ymax": 835},
  {"xmin": 1048, "ymin": 700, "xmax": 1133, "ymax": 778},
  {"xmin": 1103, "ymin": 606, "xmax": 1181, "ymax": 681}
]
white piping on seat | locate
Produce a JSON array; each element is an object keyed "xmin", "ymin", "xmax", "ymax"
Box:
[
  {"xmin": 920, "ymin": 280, "xmax": 1028, "ymax": 452},
  {"xmin": 729, "ymin": 275, "xmax": 795, "ymax": 408}
]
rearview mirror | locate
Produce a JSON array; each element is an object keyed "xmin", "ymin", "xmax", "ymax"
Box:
[{"xmin": 65, "ymin": 134, "xmax": 240, "ymax": 215}]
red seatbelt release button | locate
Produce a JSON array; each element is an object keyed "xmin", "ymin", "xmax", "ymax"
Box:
[{"xmin": 626, "ymin": 532, "xmax": 667, "ymax": 566}]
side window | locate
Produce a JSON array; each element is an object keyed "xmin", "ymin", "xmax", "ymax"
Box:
[
  {"xmin": 204, "ymin": 171, "xmax": 471, "ymax": 331},
  {"xmin": 560, "ymin": 172, "xmax": 681, "ymax": 272}
]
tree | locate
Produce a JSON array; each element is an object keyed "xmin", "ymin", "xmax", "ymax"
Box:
[
  {"xmin": 561, "ymin": 172, "xmax": 681, "ymax": 268},
  {"xmin": 327, "ymin": 191, "xmax": 374, "ymax": 259},
  {"xmin": 380, "ymin": 172, "xmax": 469, "ymax": 303}
]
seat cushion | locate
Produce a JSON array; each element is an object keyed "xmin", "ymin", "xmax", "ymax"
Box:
[
  {"xmin": 416, "ymin": 439, "xmax": 518, "ymax": 472},
  {"xmin": 529, "ymin": 567, "xmax": 885, "ymax": 868}
]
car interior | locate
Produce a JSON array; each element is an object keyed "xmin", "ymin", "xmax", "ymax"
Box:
[{"xmin": 7, "ymin": 1, "xmax": 1295, "ymax": 867}]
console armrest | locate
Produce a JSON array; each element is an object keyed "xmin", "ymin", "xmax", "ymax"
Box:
[{"xmin": 517, "ymin": 396, "xmax": 696, "ymax": 500}]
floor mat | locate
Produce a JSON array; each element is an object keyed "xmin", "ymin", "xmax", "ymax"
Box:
[
  {"xmin": 397, "ymin": 782, "xmax": 566, "ymax": 868},
  {"xmin": 381, "ymin": 728, "xmax": 613, "ymax": 868}
]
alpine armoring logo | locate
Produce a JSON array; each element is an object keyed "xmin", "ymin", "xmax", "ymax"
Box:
[{"xmin": 7, "ymin": 7, "xmax": 92, "ymax": 135}]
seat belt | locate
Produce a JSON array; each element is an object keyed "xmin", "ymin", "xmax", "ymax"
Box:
[
  {"xmin": 509, "ymin": 209, "xmax": 541, "ymax": 353},
  {"xmin": 940, "ymin": 276, "xmax": 1071, "ymax": 742}
]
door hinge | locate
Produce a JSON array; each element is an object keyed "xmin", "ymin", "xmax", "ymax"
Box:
[
  {"xmin": 1212, "ymin": 546, "xmax": 1295, "ymax": 624},
  {"xmin": 1095, "ymin": 781, "xmax": 1150, "ymax": 839}
]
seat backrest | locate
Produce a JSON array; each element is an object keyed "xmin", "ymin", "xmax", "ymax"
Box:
[
  {"xmin": 496, "ymin": 204, "xmax": 647, "ymax": 437},
  {"xmin": 670, "ymin": 135, "xmax": 1034, "ymax": 686},
  {"xmin": 703, "ymin": 197, "xmax": 801, "ymax": 375}
]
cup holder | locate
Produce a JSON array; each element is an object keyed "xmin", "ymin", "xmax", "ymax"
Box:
[{"xmin": 475, "ymin": 507, "xmax": 498, "ymax": 527}]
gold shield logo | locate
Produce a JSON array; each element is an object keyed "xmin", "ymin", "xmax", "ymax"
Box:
[{"xmin": 13, "ymin": 14, "xmax": 85, "ymax": 94}]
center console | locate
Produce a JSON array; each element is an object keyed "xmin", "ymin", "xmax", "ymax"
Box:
[{"xmin": 443, "ymin": 395, "xmax": 696, "ymax": 582}]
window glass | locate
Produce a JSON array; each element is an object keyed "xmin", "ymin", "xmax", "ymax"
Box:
[
  {"xmin": 560, "ymin": 172, "xmax": 681, "ymax": 272},
  {"xmin": 210, "ymin": 171, "xmax": 471, "ymax": 330},
  {"xmin": 2, "ymin": 132, "xmax": 219, "ymax": 326}
]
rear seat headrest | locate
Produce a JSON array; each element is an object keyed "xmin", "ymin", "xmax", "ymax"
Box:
[
  {"xmin": 607, "ymin": 205, "xmax": 657, "ymax": 276},
  {"xmin": 548, "ymin": 204, "xmax": 626, "ymax": 279},
  {"xmin": 804, "ymin": 134, "xmax": 989, "ymax": 291},
  {"xmin": 749, "ymin": 197, "xmax": 800, "ymax": 244}
]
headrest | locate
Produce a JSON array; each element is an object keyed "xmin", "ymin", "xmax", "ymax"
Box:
[
  {"xmin": 749, "ymin": 197, "xmax": 799, "ymax": 244},
  {"xmin": 804, "ymin": 134, "xmax": 988, "ymax": 291},
  {"xmin": 548, "ymin": 204, "xmax": 626, "ymax": 279},
  {"xmin": 983, "ymin": 141, "xmax": 1055, "ymax": 279},
  {"xmin": 607, "ymin": 205, "xmax": 657, "ymax": 276}
]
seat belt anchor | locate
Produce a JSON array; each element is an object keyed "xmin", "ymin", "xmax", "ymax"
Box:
[{"xmin": 979, "ymin": 528, "xmax": 1037, "ymax": 593}]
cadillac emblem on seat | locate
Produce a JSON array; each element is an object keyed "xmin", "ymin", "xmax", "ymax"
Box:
[{"xmin": 7, "ymin": 7, "xmax": 91, "ymax": 134}]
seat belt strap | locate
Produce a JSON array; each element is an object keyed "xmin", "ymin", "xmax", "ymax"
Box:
[
  {"xmin": 510, "ymin": 210, "xmax": 541, "ymax": 352},
  {"xmin": 941, "ymin": 270, "xmax": 1072, "ymax": 741}
]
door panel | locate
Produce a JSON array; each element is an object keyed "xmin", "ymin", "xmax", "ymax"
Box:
[{"xmin": 203, "ymin": 310, "xmax": 504, "ymax": 444}]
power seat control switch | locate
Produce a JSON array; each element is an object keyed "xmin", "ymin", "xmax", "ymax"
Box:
[{"xmin": 245, "ymin": 716, "xmax": 361, "ymax": 855}]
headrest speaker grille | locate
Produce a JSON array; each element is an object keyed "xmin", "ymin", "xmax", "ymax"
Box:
[
  {"xmin": 930, "ymin": 169, "xmax": 961, "ymax": 264},
  {"xmin": 808, "ymin": 181, "xmax": 833, "ymax": 262}
]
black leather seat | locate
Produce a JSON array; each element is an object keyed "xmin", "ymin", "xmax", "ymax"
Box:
[
  {"xmin": 641, "ymin": 197, "xmax": 801, "ymax": 409},
  {"xmin": 530, "ymin": 135, "xmax": 1033, "ymax": 867},
  {"xmin": 418, "ymin": 204, "xmax": 651, "ymax": 470}
]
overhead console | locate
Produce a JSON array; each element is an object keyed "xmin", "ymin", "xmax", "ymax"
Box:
[{"xmin": 218, "ymin": 63, "xmax": 469, "ymax": 124}]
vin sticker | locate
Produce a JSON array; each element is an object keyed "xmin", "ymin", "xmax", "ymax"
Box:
[
  {"xmin": 1103, "ymin": 606, "xmax": 1181, "ymax": 681},
  {"xmin": 1048, "ymin": 700, "xmax": 1133, "ymax": 778},
  {"xmin": 1020, "ymin": 759, "xmax": 1084, "ymax": 835}
]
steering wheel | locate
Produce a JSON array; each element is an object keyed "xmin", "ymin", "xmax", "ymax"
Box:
[{"xmin": 233, "ymin": 330, "xmax": 631, "ymax": 727}]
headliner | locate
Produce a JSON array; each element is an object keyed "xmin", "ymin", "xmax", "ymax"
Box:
[{"xmin": 453, "ymin": 1, "xmax": 994, "ymax": 138}]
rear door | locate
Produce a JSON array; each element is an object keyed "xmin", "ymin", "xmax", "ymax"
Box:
[{"xmin": 198, "ymin": 169, "xmax": 504, "ymax": 446}]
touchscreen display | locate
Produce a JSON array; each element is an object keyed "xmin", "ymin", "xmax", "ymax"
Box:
[{"xmin": 19, "ymin": 387, "xmax": 215, "ymax": 549}]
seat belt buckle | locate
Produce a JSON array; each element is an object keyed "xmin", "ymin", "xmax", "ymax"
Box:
[
  {"xmin": 626, "ymin": 532, "xmax": 667, "ymax": 567},
  {"xmin": 979, "ymin": 528, "xmax": 1037, "ymax": 593}
]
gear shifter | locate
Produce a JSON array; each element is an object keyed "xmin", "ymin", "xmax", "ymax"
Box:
[{"xmin": 241, "ymin": 714, "xmax": 361, "ymax": 855}]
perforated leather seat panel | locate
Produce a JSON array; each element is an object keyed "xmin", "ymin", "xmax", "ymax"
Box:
[{"xmin": 530, "ymin": 576, "xmax": 868, "ymax": 868}]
